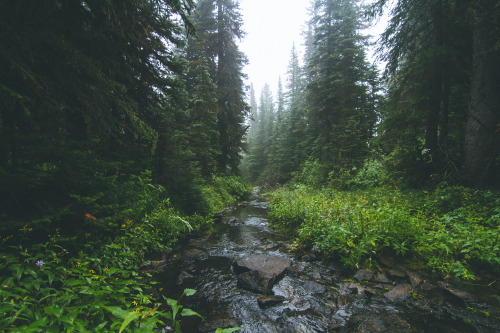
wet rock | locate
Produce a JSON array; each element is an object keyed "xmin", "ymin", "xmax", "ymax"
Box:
[
  {"xmin": 376, "ymin": 254, "xmax": 398, "ymax": 268},
  {"xmin": 238, "ymin": 270, "xmax": 276, "ymax": 294},
  {"xmin": 224, "ymin": 216, "xmax": 238, "ymax": 224},
  {"xmin": 199, "ymin": 316, "xmax": 240, "ymax": 333},
  {"xmin": 235, "ymin": 255, "xmax": 291, "ymax": 275},
  {"xmin": 176, "ymin": 271, "xmax": 194, "ymax": 285},
  {"xmin": 311, "ymin": 271, "xmax": 321, "ymax": 280},
  {"xmin": 341, "ymin": 281, "xmax": 366, "ymax": 295},
  {"xmin": 344, "ymin": 315, "xmax": 387, "ymax": 333},
  {"xmin": 327, "ymin": 320, "xmax": 341, "ymax": 330},
  {"xmin": 354, "ymin": 269, "xmax": 374, "ymax": 282},
  {"xmin": 342, "ymin": 313, "xmax": 414, "ymax": 333},
  {"xmin": 260, "ymin": 243, "xmax": 278, "ymax": 251},
  {"xmin": 375, "ymin": 271, "xmax": 390, "ymax": 283},
  {"xmin": 383, "ymin": 283, "xmax": 412, "ymax": 302},
  {"xmin": 406, "ymin": 270, "xmax": 422, "ymax": 287},
  {"xmin": 364, "ymin": 287, "xmax": 378, "ymax": 296},
  {"xmin": 438, "ymin": 281, "xmax": 477, "ymax": 304},
  {"xmin": 235, "ymin": 255, "xmax": 292, "ymax": 294},
  {"xmin": 257, "ymin": 294, "xmax": 286, "ymax": 307},
  {"xmin": 303, "ymin": 281, "xmax": 326, "ymax": 294},
  {"xmin": 386, "ymin": 268, "xmax": 407, "ymax": 279},
  {"xmin": 288, "ymin": 298, "xmax": 312, "ymax": 312},
  {"xmin": 184, "ymin": 248, "xmax": 205, "ymax": 260},
  {"xmin": 288, "ymin": 263, "xmax": 306, "ymax": 275},
  {"xmin": 302, "ymin": 253, "xmax": 317, "ymax": 262}
]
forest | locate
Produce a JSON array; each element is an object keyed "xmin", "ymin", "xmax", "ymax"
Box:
[{"xmin": 0, "ymin": 0, "xmax": 499, "ymax": 332}]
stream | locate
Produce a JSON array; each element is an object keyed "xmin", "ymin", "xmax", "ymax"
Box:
[{"xmin": 155, "ymin": 191, "xmax": 500, "ymax": 332}]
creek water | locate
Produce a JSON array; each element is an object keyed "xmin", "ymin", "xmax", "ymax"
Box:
[{"xmin": 156, "ymin": 192, "xmax": 500, "ymax": 332}]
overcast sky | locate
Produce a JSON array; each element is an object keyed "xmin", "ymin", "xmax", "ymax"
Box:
[
  {"xmin": 238, "ymin": 0, "xmax": 310, "ymax": 97},
  {"xmin": 237, "ymin": 0, "xmax": 388, "ymax": 98}
]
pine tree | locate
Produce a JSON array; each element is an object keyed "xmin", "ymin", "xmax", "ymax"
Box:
[
  {"xmin": 306, "ymin": 0, "xmax": 378, "ymax": 177},
  {"xmin": 372, "ymin": 0, "xmax": 499, "ymax": 187},
  {"xmin": 0, "ymin": 0, "xmax": 194, "ymax": 221},
  {"xmin": 192, "ymin": 0, "xmax": 249, "ymax": 173}
]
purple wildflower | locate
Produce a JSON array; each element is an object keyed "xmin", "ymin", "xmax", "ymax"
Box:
[
  {"xmin": 35, "ymin": 260, "xmax": 45, "ymax": 267},
  {"xmin": 312, "ymin": 245, "xmax": 319, "ymax": 251},
  {"xmin": 165, "ymin": 326, "xmax": 172, "ymax": 331}
]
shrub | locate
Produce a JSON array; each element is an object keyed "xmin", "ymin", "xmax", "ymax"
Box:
[{"xmin": 268, "ymin": 186, "xmax": 500, "ymax": 278}]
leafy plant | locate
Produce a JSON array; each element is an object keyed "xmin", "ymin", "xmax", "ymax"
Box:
[
  {"xmin": 268, "ymin": 185, "xmax": 500, "ymax": 279},
  {"xmin": 163, "ymin": 288, "xmax": 203, "ymax": 333}
]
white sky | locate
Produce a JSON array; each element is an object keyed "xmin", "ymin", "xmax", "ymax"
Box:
[
  {"xmin": 238, "ymin": 0, "xmax": 310, "ymax": 97},
  {"xmin": 237, "ymin": 0, "xmax": 389, "ymax": 98}
]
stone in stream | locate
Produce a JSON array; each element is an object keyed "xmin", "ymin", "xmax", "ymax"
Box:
[
  {"xmin": 303, "ymin": 280, "xmax": 327, "ymax": 294},
  {"xmin": 375, "ymin": 271, "xmax": 390, "ymax": 283},
  {"xmin": 383, "ymin": 283, "xmax": 413, "ymax": 302},
  {"xmin": 354, "ymin": 269, "xmax": 374, "ymax": 282},
  {"xmin": 438, "ymin": 281, "xmax": 477, "ymax": 304},
  {"xmin": 406, "ymin": 270, "xmax": 422, "ymax": 287},
  {"xmin": 256, "ymin": 294, "xmax": 286, "ymax": 308},
  {"xmin": 235, "ymin": 255, "xmax": 292, "ymax": 294}
]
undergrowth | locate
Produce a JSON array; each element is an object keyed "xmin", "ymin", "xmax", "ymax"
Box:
[
  {"xmin": 268, "ymin": 183, "xmax": 500, "ymax": 280},
  {"xmin": 1, "ymin": 172, "xmax": 250, "ymax": 332}
]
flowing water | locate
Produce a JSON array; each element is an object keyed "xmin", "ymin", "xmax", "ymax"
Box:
[{"xmin": 156, "ymin": 192, "xmax": 500, "ymax": 332}]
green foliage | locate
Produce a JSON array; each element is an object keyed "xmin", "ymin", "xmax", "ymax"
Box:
[
  {"xmin": 293, "ymin": 159, "xmax": 327, "ymax": 188},
  {"xmin": 0, "ymin": 243, "xmax": 171, "ymax": 332},
  {"xmin": 268, "ymin": 185, "xmax": 500, "ymax": 279},
  {"xmin": 345, "ymin": 159, "xmax": 389, "ymax": 189},
  {"xmin": 1, "ymin": 171, "xmax": 251, "ymax": 332},
  {"xmin": 163, "ymin": 288, "xmax": 203, "ymax": 333},
  {"xmin": 196, "ymin": 176, "xmax": 252, "ymax": 216}
]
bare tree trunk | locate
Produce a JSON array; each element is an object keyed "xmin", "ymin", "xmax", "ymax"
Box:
[{"xmin": 464, "ymin": 2, "xmax": 500, "ymax": 186}]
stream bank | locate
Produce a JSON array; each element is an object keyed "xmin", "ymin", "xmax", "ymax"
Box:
[{"xmin": 152, "ymin": 191, "xmax": 500, "ymax": 332}]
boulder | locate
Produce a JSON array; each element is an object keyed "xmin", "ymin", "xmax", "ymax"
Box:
[
  {"xmin": 383, "ymin": 283, "xmax": 412, "ymax": 302},
  {"xmin": 406, "ymin": 270, "xmax": 422, "ymax": 287},
  {"xmin": 438, "ymin": 281, "xmax": 477, "ymax": 304},
  {"xmin": 386, "ymin": 268, "xmax": 407, "ymax": 279},
  {"xmin": 354, "ymin": 269, "xmax": 374, "ymax": 282},
  {"xmin": 375, "ymin": 271, "xmax": 390, "ymax": 283},
  {"xmin": 303, "ymin": 281, "xmax": 326, "ymax": 294},
  {"xmin": 235, "ymin": 255, "xmax": 292, "ymax": 294}
]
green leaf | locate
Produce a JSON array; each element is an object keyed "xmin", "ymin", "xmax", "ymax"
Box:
[
  {"xmin": 182, "ymin": 288, "xmax": 196, "ymax": 296},
  {"xmin": 215, "ymin": 328, "xmax": 243, "ymax": 333},
  {"xmin": 103, "ymin": 306, "xmax": 129, "ymax": 320},
  {"xmin": 180, "ymin": 308, "xmax": 203, "ymax": 318},
  {"xmin": 95, "ymin": 321, "xmax": 108, "ymax": 330},
  {"xmin": 119, "ymin": 310, "xmax": 142, "ymax": 333}
]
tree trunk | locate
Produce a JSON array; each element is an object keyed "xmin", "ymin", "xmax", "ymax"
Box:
[{"xmin": 464, "ymin": 2, "xmax": 500, "ymax": 186}]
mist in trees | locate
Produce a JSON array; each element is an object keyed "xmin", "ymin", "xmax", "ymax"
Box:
[
  {"xmin": 0, "ymin": 0, "xmax": 249, "ymax": 230},
  {"xmin": 243, "ymin": 0, "xmax": 500, "ymax": 189},
  {"xmin": 1, "ymin": 0, "xmax": 499, "ymax": 241}
]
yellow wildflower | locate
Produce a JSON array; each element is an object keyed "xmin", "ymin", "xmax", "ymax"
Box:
[
  {"xmin": 77, "ymin": 262, "xmax": 81, "ymax": 267},
  {"xmin": 132, "ymin": 301, "xmax": 138, "ymax": 306}
]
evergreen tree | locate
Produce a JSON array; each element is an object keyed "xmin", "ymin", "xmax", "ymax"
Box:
[
  {"xmin": 280, "ymin": 45, "xmax": 308, "ymax": 182},
  {"xmin": 306, "ymin": 0, "xmax": 378, "ymax": 177},
  {"xmin": 372, "ymin": 0, "xmax": 499, "ymax": 187},
  {"xmin": 0, "ymin": 0, "xmax": 194, "ymax": 224},
  {"xmin": 192, "ymin": 0, "xmax": 249, "ymax": 173}
]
